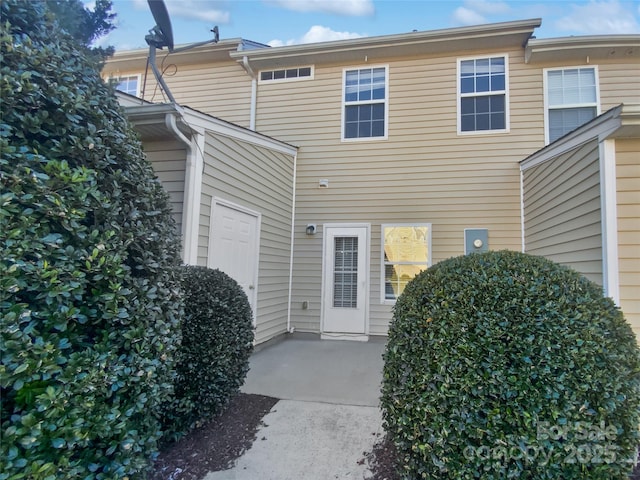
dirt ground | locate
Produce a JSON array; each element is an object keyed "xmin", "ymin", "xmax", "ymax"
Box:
[{"xmin": 150, "ymin": 393, "xmax": 638, "ymax": 480}]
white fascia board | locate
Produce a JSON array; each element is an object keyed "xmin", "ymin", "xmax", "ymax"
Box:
[
  {"xmin": 520, "ymin": 105, "xmax": 623, "ymax": 172},
  {"xmin": 180, "ymin": 106, "xmax": 298, "ymax": 156}
]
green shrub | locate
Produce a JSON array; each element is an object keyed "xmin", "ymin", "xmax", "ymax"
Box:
[
  {"xmin": 381, "ymin": 250, "xmax": 640, "ymax": 479},
  {"xmin": 1, "ymin": 1, "xmax": 182, "ymax": 478},
  {"xmin": 162, "ymin": 266, "xmax": 254, "ymax": 438}
]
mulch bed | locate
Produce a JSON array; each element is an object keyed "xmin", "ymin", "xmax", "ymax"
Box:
[
  {"xmin": 149, "ymin": 393, "xmax": 639, "ymax": 480},
  {"xmin": 149, "ymin": 392, "xmax": 397, "ymax": 480},
  {"xmin": 149, "ymin": 393, "xmax": 278, "ymax": 480}
]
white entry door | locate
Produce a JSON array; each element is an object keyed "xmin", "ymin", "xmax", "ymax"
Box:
[
  {"xmin": 322, "ymin": 225, "xmax": 369, "ymax": 336},
  {"xmin": 209, "ymin": 200, "xmax": 260, "ymax": 319}
]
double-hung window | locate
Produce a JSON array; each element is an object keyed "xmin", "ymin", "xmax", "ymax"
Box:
[
  {"xmin": 545, "ymin": 67, "xmax": 599, "ymax": 143},
  {"xmin": 458, "ymin": 55, "xmax": 508, "ymax": 133},
  {"xmin": 343, "ymin": 66, "xmax": 388, "ymax": 140},
  {"xmin": 115, "ymin": 75, "xmax": 140, "ymax": 96},
  {"xmin": 382, "ymin": 224, "xmax": 431, "ymax": 302}
]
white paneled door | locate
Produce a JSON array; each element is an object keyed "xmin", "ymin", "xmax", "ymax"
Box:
[
  {"xmin": 209, "ymin": 200, "xmax": 260, "ymax": 321},
  {"xmin": 322, "ymin": 226, "xmax": 369, "ymax": 336}
]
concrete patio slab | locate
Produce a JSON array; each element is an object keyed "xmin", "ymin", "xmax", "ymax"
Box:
[
  {"xmin": 202, "ymin": 334, "xmax": 389, "ymax": 480},
  {"xmin": 241, "ymin": 334, "xmax": 386, "ymax": 407},
  {"xmin": 202, "ymin": 400, "xmax": 382, "ymax": 480}
]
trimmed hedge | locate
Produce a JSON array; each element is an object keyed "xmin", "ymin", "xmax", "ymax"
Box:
[
  {"xmin": 162, "ymin": 266, "xmax": 254, "ymax": 438},
  {"xmin": 1, "ymin": 1, "xmax": 182, "ymax": 478},
  {"xmin": 381, "ymin": 250, "xmax": 640, "ymax": 479}
]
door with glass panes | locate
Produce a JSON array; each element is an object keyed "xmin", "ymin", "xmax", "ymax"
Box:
[{"xmin": 322, "ymin": 226, "xmax": 368, "ymax": 334}]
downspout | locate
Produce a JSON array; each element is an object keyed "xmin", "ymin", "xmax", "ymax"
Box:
[
  {"xmin": 599, "ymin": 139, "xmax": 620, "ymax": 305},
  {"xmin": 165, "ymin": 111, "xmax": 202, "ymax": 265},
  {"xmin": 242, "ymin": 56, "xmax": 258, "ymax": 131},
  {"xmin": 286, "ymin": 151, "xmax": 298, "ymax": 334}
]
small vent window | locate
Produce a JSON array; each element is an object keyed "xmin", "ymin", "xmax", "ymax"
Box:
[{"xmin": 260, "ymin": 66, "xmax": 312, "ymax": 82}]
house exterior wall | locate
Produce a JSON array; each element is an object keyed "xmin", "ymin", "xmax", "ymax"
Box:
[
  {"xmin": 256, "ymin": 47, "xmax": 536, "ymax": 334},
  {"xmin": 522, "ymin": 139, "xmax": 603, "ymax": 285},
  {"xmin": 105, "ymin": 61, "xmax": 254, "ymax": 128},
  {"xmin": 198, "ymin": 131, "xmax": 295, "ymax": 344},
  {"xmin": 160, "ymin": 62, "xmax": 253, "ymax": 127},
  {"xmin": 106, "ymin": 29, "xmax": 639, "ymax": 339},
  {"xmin": 144, "ymin": 140, "xmax": 187, "ymax": 234},
  {"xmin": 616, "ymin": 138, "xmax": 640, "ymax": 334}
]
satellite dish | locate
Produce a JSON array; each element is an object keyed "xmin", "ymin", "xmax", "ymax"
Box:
[
  {"xmin": 143, "ymin": 0, "xmax": 219, "ymax": 103},
  {"xmin": 146, "ymin": 0, "xmax": 174, "ymax": 51}
]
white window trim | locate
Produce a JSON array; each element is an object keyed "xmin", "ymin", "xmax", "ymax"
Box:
[
  {"xmin": 341, "ymin": 65, "xmax": 389, "ymax": 142},
  {"xmin": 457, "ymin": 54, "xmax": 510, "ymax": 135},
  {"xmin": 258, "ymin": 65, "xmax": 315, "ymax": 84},
  {"xmin": 380, "ymin": 223, "xmax": 432, "ymax": 304},
  {"xmin": 112, "ymin": 73, "xmax": 141, "ymax": 97},
  {"xmin": 543, "ymin": 65, "xmax": 600, "ymax": 145}
]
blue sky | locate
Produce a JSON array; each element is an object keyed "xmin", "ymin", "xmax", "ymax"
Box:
[{"xmin": 93, "ymin": 0, "xmax": 640, "ymax": 52}]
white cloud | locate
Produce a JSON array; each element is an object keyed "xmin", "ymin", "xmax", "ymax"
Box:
[
  {"xmin": 466, "ymin": 0, "xmax": 511, "ymax": 15},
  {"xmin": 268, "ymin": 25, "xmax": 366, "ymax": 46},
  {"xmin": 135, "ymin": 0, "xmax": 230, "ymax": 22},
  {"xmin": 268, "ymin": 0, "xmax": 374, "ymax": 16},
  {"xmin": 132, "ymin": 0, "xmax": 147, "ymax": 10},
  {"xmin": 555, "ymin": 0, "xmax": 640, "ymax": 34},
  {"xmin": 453, "ymin": 6, "xmax": 487, "ymax": 25},
  {"xmin": 452, "ymin": 0, "xmax": 512, "ymax": 26},
  {"xmin": 166, "ymin": 1, "xmax": 230, "ymax": 23}
]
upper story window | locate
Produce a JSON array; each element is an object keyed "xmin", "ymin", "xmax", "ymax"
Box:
[
  {"xmin": 458, "ymin": 55, "xmax": 509, "ymax": 134},
  {"xmin": 115, "ymin": 75, "xmax": 140, "ymax": 97},
  {"xmin": 259, "ymin": 66, "xmax": 313, "ymax": 82},
  {"xmin": 342, "ymin": 66, "xmax": 388, "ymax": 141},
  {"xmin": 382, "ymin": 224, "xmax": 431, "ymax": 303},
  {"xmin": 545, "ymin": 67, "xmax": 599, "ymax": 143}
]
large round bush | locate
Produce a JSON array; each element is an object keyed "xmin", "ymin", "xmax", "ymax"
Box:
[
  {"xmin": 381, "ymin": 250, "xmax": 640, "ymax": 479},
  {"xmin": 163, "ymin": 266, "xmax": 254, "ymax": 437},
  {"xmin": 1, "ymin": 1, "xmax": 182, "ymax": 478}
]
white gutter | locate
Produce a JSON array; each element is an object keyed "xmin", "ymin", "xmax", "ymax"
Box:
[
  {"xmin": 242, "ymin": 56, "xmax": 258, "ymax": 131},
  {"xmin": 165, "ymin": 111, "xmax": 202, "ymax": 265},
  {"xmin": 286, "ymin": 151, "xmax": 298, "ymax": 334},
  {"xmin": 599, "ymin": 139, "xmax": 620, "ymax": 305}
]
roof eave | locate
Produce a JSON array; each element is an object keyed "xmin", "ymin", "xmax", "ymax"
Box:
[
  {"xmin": 525, "ymin": 35, "xmax": 640, "ymax": 63},
  {"xmin": 520, "ymin": 103, "xmax": 640, "ymax": 171},
  {"xmin": 103, "ymin": 38, "xmax": 252, "ymax": 74},
  {"xmin": 230, "ymin": 18, "xmax": 541, "ymax": 69}
]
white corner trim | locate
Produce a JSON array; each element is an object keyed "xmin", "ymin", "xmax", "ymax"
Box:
[
  {"xmin": 286, "ymin": 152, "xmax": 298, "ymax": 334},
  {"xmin": 599, "ymin": 139, "xmax": 620, "ymax": 305},
  {"xmin": 183, "ymin": 132, "xmax": 204, "ymax": 265},
  {"xmin": 520, "ymin": 169, "xmax": 526, "ymax": 253}
]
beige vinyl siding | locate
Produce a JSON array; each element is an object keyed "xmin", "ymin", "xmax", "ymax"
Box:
[
  {"xmin": 144, "ymin": 140, "xmax": 186, "ymax": 235},
  {"xmin": 198, "ymin": 132, "xmax": 295, "ymax": 344},
  {"xmin": 523, "ymin": 139, "xmax": 603, "ymax": 284},
  {"xmin": 255, "ymin": 48, "xmax": 545, "ymax": 335},
  {"xmin": 596, "ymin": 62, "xmax": 640, "ymax": 111},
  {"xmin": 616, "ymin": 138, "xmax": 640, "ymax": 336},
  {"xmin": 105, "ymin": 61, "xmax": 254, "ymax": 128},
  {"xmin": 161, "ymin": 62, "xmax": 253, "ymax": 127}
]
